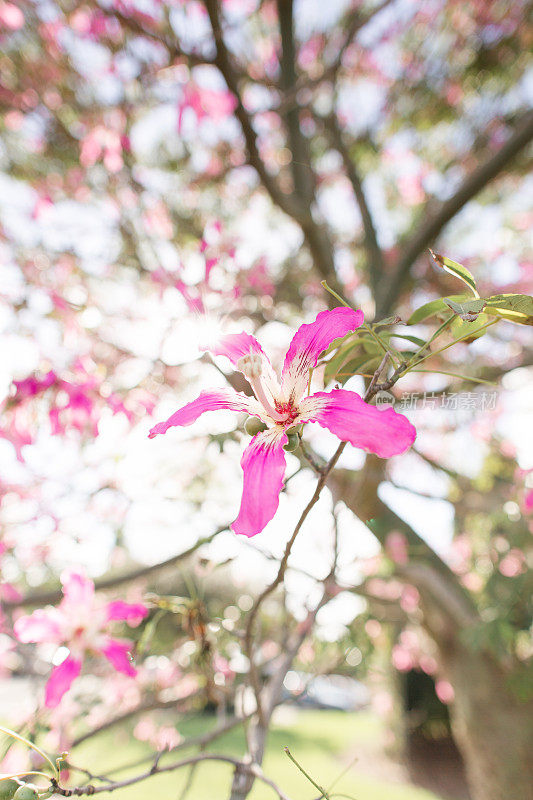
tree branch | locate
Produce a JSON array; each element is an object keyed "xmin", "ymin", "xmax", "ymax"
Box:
[
  {"xmin": 203, "ymin": 0, "xmax": 301, "ymax": 221},
  {"xmin": 377, "ymin": 109, "xmax": 533, "ymax": 315},
  {"xmin": 71, "ymin": 692, "xmax": 201, "ymax": 748},
  {"xmin": 328, "ymin": 456, "xmax": 479, "ymax": 628},
  {"xmin": 276, "ymin": 0, "xmax": 314, "ymax": 203},
  {"xmin": 72, "ymin": 708, "xmax": 257, "ymax": 777},
  {"xmin": 274, "ymin": 0, "xmax": 395, "ymax": 113},
  {"xmin": 324, "ymin": 113, "xmax": 385, "ymax": 296},
  {"xmin": 203, "ymin": 0, "xmax": 343, "ymax": 299},
  {"xmin": 4, "ymin": 528, "xmax": 227, "ymax": 610},
  {"xmin": 51, "ymin": 753, "xmax": 291, "ymax": 799},
  {"xmin": 100, "ymin": 5, "xmax": 214, "ymax": 69}
]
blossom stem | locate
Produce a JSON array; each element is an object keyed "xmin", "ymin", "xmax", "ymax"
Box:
[{"xmin": 409, "ymin": 313, "xmax": 455, "ymax": 361}]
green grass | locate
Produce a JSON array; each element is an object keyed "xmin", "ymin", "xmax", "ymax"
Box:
[{"xmin": 71, "ymin": 710, "xmax": 442, "ymax": 800}]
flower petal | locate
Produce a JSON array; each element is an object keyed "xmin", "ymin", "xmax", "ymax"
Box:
[
  {"xmin": 282, "ymin": 307, "xmax": 363, "ymax": 401},
  {"xmin": 105, "ymin": 601, "xmax": 149, "ymax": 627},
  {"xmin": 205, "ymin": 332, "xmax": 282, "ymax": 402},
  {"xmin": 231, "ymin": 429, "xmax": 287, "ymax": 537},
  {"xmin": 60, "ymin": 569, "xmax": 95, "ymax": 608},
  {"xmin": 299, "ymin": 389, "xmax": 416, "ymax": 457},
  {"xmin": 44, "ymin": 656, "xmax": 82, "ymax": 707},
  {"xmin": 14, "ymin": 608, "xmax": 64, "ymax": 644},
  {"xmin": 100, "ymin": 638, "xmax": 136, "ymax": 676},
  {"xmin": 203, "ymin": 331, "xmax": 264, "ymax": 367},
  {"xmin": 148, "ymin": 388, "xmax": 262, "ymax": 438}
]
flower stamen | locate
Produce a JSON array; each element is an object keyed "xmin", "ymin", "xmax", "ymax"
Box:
[{"xmin": 237, "ymin": 352, "xmax": 286, "ymax": 422}]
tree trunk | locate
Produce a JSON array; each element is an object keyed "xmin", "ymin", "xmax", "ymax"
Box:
[
  {"xmin": 445, "ymin": 648, "xmax": 533, "ymax": 800},
  {"xmin": 228, "ymin": 715, "xmax": 268, "ymax": 800}
]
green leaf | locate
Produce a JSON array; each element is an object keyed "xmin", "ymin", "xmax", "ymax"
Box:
[
  {"xmin": 444, "ymin": 297, "xmax": 486, "ymax": 321},
  {"xmin": 389, "ymin": 333, "xmax": 427, "ymax": 347},
  {"xmin": 361, "ymin": 337, "xmax": 383, "ymax": 355},
  {"xmin": 450, "ymin": 312, "xmax": 490, "ymax": 342},
  {"xmin": 340, "ymin": 355, "xmax": 380, "ymax": 381},
  {"xmin": 483, "ymin": 294, "xmax": 533, "ymax": 325},
  {"xmin": 372, "ymin": 315, "xmax": 402, "ymax": 327},
  {"xmin": 407, "ymin": 295, "xmax": 466, "ymax": 325},
  {"xmin": 322, "ymin": 331, "xmax": 357, "ymax": 357},
  {"xmin": 430, "ymin": 250, "xmax": 479, "ymax": 297},
  {"xmin": 323, "ymin": 333, "xmax": 386, "ymax": 383},
  {"xmin": 323, "ymin": 346, "xmax": 356, "ymax": 385},
  {"xmin": 326, "ymin": 354, "xmax": 380, "ymax": 385}
]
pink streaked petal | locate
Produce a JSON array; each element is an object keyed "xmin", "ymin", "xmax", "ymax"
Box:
[
  {"xmin": 202, "ymin": 331, "xmax": 264, "ymax": 368},
  {"xmin": 204, "ymin": 332, "xmax": 281, "ymax": 400},
  {"xmin": 60, "ymin": 569, "xmax": 95, "ymax": 608},
  {"xmin": 14, "ymin": 607, "xmax": 64, "ymax": 644},
  {"xmin": 231, "ymin": 429, "xmax": 287, "ymax": 538},
  {"xmin": 100, "ymin": 638, "xmax": 136, "ymax": 676},
  {"xmin": 282, "ymin": 307, "xmax": 364, "ymax": 402},
  {"xmin": 105, "ymin": 601, "xmax": 149, "ymax": 627},
  {"xmin": 299, "ymin": 389, "xmax": 416, "ymax": 458},
  {"xmin": 148, "ymin": 389, "xmax": 262, "ymax": 439},
  {"xmin": 44, "ymin": 656, "xmax": 82, "ymax": 707}
]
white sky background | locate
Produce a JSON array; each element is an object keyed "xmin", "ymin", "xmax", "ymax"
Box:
[{"xmin": 1, "ymin": 0, "xmax": 532, "ymax": 637}]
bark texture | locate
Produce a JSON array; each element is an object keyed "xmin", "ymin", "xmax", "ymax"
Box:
[{"xmin": 444, "ymin": 649, "xmax": 533, "ymax": 800}]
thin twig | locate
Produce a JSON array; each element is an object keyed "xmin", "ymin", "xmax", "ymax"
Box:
[{"xmin": 284, "ymin": 747, "xmax": 329, "ymax": 798}]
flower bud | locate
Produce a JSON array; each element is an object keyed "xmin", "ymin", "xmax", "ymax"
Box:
[
  {"xmin": 13, "ymin": 785, "xmax": 39, "ymax": 800},
  {"xmin": 0, "ymin": 780, "xmax": 21, "ymax": 800},
  {"xmin": 244, "ymin": 417, "xmax": 268, "ymax": 436},
  {"xmin": 283, "ymin": 433, "xmax": 300, "ymax": 452}
]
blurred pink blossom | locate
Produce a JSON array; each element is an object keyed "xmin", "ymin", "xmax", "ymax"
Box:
[
  {"xmin": 178, "ymin": 84, "xmax": 237, "ymax": 131},
  {"xmin": 14, "ymin": 570, "xmax": 148, "ymax": 707},
  {"xmin": 0, "ymin": 2, "xmax": 24, "ymax": 30}
]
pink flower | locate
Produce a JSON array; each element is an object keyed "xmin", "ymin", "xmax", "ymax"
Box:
[
  {"xmin": 149, "ymin": 308, "xmax": 416, "ymax": 537},
  {"xmin": 14, "ymin": 570, "xmax": 148, "ymax": 707},
  {"xmin": 178, "ymin": 84, "xmax": 237, "ymax": 131},
  {"xmin": 13, "ymin": 370, "xmax": 57, "ymax": 399}
]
